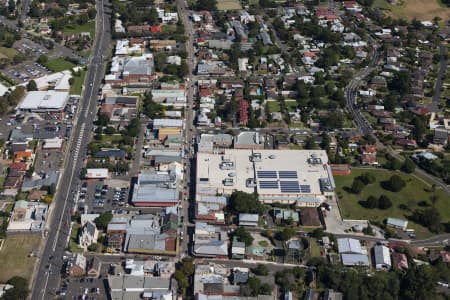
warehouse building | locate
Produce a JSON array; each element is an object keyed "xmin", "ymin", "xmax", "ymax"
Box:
[
  {"xmin": 196, "ymin": 149, "xmax": 335, "ymax": 207},
  {"xmin": 18, "ymin": 91, "xmax": 69, "ymax": 112}
]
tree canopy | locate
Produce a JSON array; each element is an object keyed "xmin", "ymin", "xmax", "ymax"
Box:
[
  {"xmin": 229, "ymin": 191, "xmax": 265, "ymax": 215},
  {"xmin": 94, "ymin": 211, "xmax": 113, "ymax": 230}
]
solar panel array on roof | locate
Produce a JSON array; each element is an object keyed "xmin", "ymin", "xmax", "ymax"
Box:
[
  {"xmin": 280, "ymin": 181, "xmax": 300, "ymax": 193},
  {"xmin": 257, "ymin": 171, "xmax": 277, "ymax": 179},
  {"xmin": 278, "ymin": 171, "xmax": 298, "ymax": 179},
  {"xmin": 259, "ymin": 181, "xmax": 279, "ymax": 189},
  {"xmin": 300, "ymin": 185, "xmax": 311, "ymax": 193}
]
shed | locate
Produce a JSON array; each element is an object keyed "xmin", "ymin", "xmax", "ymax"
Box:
[
  {"xmin": 238, "ymin": 214, "xmax": 259, "ymax": 227},
  {"xmin": 374, "ymin": 245, "xmax": 391, "ymax": 270},
  {"xmin": 386, "ymin": 218, "xmax": 408, "ymax": 230}
]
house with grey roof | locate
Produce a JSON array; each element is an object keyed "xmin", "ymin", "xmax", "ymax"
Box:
[
  {"xmin": 131, "ymin": 170, "xmax": 179, "ymax": 207},
  {"xmin": 238, "ymin": 214, "xmax": 259, "ymax": 227},
  {"xmin": 21, "ymin": 170, "xmax": 60, "ymax": 192},
  {"xmin": 107, "ymin": 275, "xmax": 173, "ymax": 300},
  {"xmin": 337, "ymin": 238, "xmax": 369, "ymax": 266}
]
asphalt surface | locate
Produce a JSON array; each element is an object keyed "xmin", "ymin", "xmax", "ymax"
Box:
[
  {"xmin": 176, "ymin": 0, "xmax": 196, "ymax": 257},
  {"xmin": 30, "ymin": 0, "xmax": 111, "ymax": 299},
  {"xmin": 344, "ymin": 38, "xmax": 379, "ymax": 136},
  {"xmin": 20, "ymin": 0, "xmax": 30, "ymax": 23},
  {"xmin": 429, "ymin": 44, "xmax": 448, "ymax": 112}
]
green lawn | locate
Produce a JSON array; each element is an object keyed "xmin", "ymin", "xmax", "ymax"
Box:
[
  {"xmin": 335, "ymin": 169, "xmax": 450, "ymax": 238},
  {"xmin": 285, "ymin": 100, "xmax": 298, "ymax": 112},
  {"xmin": 44, "ymin": 58, "xmax": 76, "ymax": 72},
  {"xmin": 0, "ymin": 47, "xmax": 19, "ymax": 59},
  {"xmin": 70, "ymin": 69, "xmax": 86, "ymax": 95},
  {"xmin": 0, "ymin": 235, "xmax": 41, "ymax": 282},
  {"xmin": 69, "ymin": 223, "xmax": 83, "ymax": 253},
  {"xmin": 310, "ymin": 238, "xmax": 322, "ymax": 258},
  {"xmin": 266, "ymin": 101, "xmax": 280, "ymax": 113},
  {"xmin": 64, "ymin": 21, "xmax": 96, "ymax": 38}
]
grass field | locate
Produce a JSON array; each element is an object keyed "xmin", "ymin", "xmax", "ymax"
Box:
[
  {"xmin": 44, "ymin": 58, "xmax": 76, "ymax": 72},
  {"xmin": 0, "ymin": 235, "xmax": 41, "ymax": 282},
  {"xmin": 64, "ymin": 21, "xmax": 96, "ymax": 38},
  {"xmin": 335, "ymin": 169, "xmax": 450, "ymax": 238},
  {"xmin": 69, "ymin": 223, "xmax": 83, "ymax": 253},
  {"xmin": 373, "ymin": 0, "xmax": 450, "ymax": 20},
  {"xmin": 0, "ymin": 47, "xmax": 19, "ymax": 59},
  {"xmin": 266, "ymin": 101, "xmax": 280, "ymax": 113},
  {"xmin": 217, "ymin": 0, "xmax": 242, "ymax": 10},
  {"xmin": 70, "ymin": 69, "xmax": 86, "ymax": 95},
  {"xmin": 285, "ymin": 101, "xmax": 298, "ymax": 112}
]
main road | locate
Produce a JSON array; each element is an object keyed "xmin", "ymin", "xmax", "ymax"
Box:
[
  {"xmin": 30, "ymin": 0, "xmax": 111, "ymax": 299},
  {"xmin": 176, "ymin": 0, "xmax": 196, "ymax": 257}
]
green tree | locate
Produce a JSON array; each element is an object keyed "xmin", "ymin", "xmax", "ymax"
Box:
[
  {"xmin": 401, "ymin": 265, "xmax": 437, "ymax": 300},
  {"xmin": 304, "ymin": 136, "xmax": 317, "ymax": 149},
  {"xmin": 229, "ymin": 191, "xmax": 264, "ymax": 214},
  {"xmin": 252, "ymin": 264, "xmax": 269, "ymax": 276},
  {"xmin": 360, "ymin": 172, "xmax": 376, "ymax": 184},
  {"xmin": 88, "ymin": 8, "xmax": 97, "ymax": 19},
  {"xmin": 126, "ymin": 118, "xmax": 140, "ymax": 137},
  {"xmin": 402, "ymin": 158, "xmax": 416, "ymax": 173},
  {"xmin": 195, "ymin": 0, "xmax": 217, "ymax": 11},
  {"xmin": 3, "ymin": 276, "xmax": 28, "ymax": 300},
  {"xmin": 378, "ymin": 195, "xmax": 392, "ymax": 209},
  {"xmin": 351, "ymin": 178, "xmax": 365, "ymax": 194},
  {"xmin": 37, "ymin": 54, "xmax": 48, "ymax": 65},
  {"xmin": 280, "ymin": 227, "xmax": 296, "ymax": 241},
  {"xmin": 94, "ymin": 211, "xmax": 113, "ymax": 230},
  {"xmin": 97, "ymin": 114, "xmax": 110, "ymax": 126},
  {"xmin": 26, "ymin": 80, "xmax": 37, "ymax": 91},
  {"xmin": 233, "ymin": 227, "xmax": 254, "ymax": 246},
  {"xmin": 87, "ymin": 243, "xmax": 98, "ymax": 252},
  {"xmin": 386, "ymin": 175, "xmax": 405, "ymax": 192},
  {"xmin": 365, "ymin": 195, "xmax": 378, "ymax": 209}
]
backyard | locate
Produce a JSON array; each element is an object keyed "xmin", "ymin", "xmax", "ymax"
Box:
[
  {"xmin": 0, "ymin": 234, "xmax": 41, "ymax": 282},
  {"xmin": 335, "ymin": 168, "xmax": 450, "ymax": 238}
]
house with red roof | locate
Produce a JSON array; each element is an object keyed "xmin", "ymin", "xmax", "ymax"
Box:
[
  {"xmin": 239, "ymin": 100, "xmax": 249, "ymax": 125},
  {"xmin": 150, "ymin": 26, "xmax": 163, "ymax": 33}
]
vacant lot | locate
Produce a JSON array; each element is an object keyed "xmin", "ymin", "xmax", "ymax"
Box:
[
  {"xmin": 335, "ymin": 169, "xmax": 450, "ymax": 238},
  {"xmin": 373, "ymin": 0, "xmax": 450, "ymax": 20},
  {"xmin": 217, "ymin": 0, "xmax": 242, "ymax": 10},
  {"xmin": 64, "ymin": 21, "xmax": 96, "ymax": 38},
  {"xmin": 44, "ymin": 58, "xmax": 75, "ymax": 72},
  {"xmin": 0, "ymin": 47, "xmax": 19, "ymax": 59},
  {"xmin": 0, "ymin": 234, "xmax": 41, "ymax": 282}
]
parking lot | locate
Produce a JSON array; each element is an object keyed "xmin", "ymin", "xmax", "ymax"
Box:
[
  {"xmin": 3, "ymin": 61, "xmax": 51, "ymax": 83},
  {"xmin": 78, "ymin": 180, "xmax": 130, "ymax": 214},
  {"xmin": 60, "ymin": 275, "xmax": 108, "ymax": 300},
  {"xmin": 0, "ymin": 96, "xmax": 79, "ymax": 137}
]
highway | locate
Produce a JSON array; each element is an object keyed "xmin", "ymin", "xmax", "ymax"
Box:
[{"xmin": 30, "ymin": 0, "xmax": 111, "ymax": 299}]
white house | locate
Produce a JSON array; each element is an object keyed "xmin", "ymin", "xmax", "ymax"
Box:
[{"xmin": 78, "ymin": 220, "xmax": 99, "ymax": 250}]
